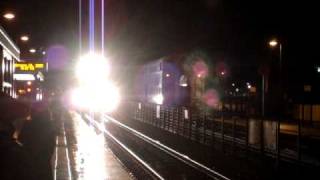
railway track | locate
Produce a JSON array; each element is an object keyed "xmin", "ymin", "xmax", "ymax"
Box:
[{"xmin": 83, "ymin": 113, "xmax": 230, "ymax": 180}]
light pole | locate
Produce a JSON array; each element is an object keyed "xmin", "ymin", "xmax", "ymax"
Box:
[
  {"xmin": 269, "ymin": 39, "xmax": 282, "ymax": 71},
  {"xmin": 269, "ymin": 39, "xmax": 282, "ymax": 165},
  {"xmin": 262, "ymin": 39, "xmax": 283, "ymax": 117}
]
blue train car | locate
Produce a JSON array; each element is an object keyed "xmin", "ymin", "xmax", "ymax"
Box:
[{"xmin": 136, "ymin": 58, "xmax": 190, "ymax": 106}]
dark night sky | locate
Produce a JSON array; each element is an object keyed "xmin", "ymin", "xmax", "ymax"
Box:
[{"xmin": 0, "ymin": 0, "xmax": 319, "ymax": 69}]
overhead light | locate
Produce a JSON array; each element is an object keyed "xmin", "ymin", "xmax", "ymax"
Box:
[
  {"xmin": 29, "ymin": 48, "xmax": 36, "ymax": 53},
  {"xmin": 3, "ymin": 13, "xmax": 15, "ymax": 20},
  {"xmin": 269, "ymin": 40, "xmax": 278, "ymax": 47},
  {"xmin": 20, "ymin": 36, "xmax": 29, "ymax": 42}
]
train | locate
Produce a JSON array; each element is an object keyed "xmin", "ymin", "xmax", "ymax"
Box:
[{"xmin": 134, "ymin": 55, "xmax": 205, "ymax": 107}]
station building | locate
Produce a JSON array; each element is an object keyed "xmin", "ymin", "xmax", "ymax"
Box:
[{"xmin": 0, "ymin": 25, "xmax": 20, "ymax": 98}]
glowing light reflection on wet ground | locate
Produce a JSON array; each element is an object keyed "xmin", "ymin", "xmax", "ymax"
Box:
[{"xmin": 69, "ymin": 112, "xmax": 131, "ymax": 180}]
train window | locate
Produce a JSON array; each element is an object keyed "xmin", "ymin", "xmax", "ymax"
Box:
[
  {"xmin": 156, "ymin": 105, "xmax": 160, "ymax": 118},
  {"xmin": 179, "ymin": 75, "xmax": 188, "ymax": 87},
  {"xmin": 184, "ymin": 109, "xmax": 189, "ymax": 119}
]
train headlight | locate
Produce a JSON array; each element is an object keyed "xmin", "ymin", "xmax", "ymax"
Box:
[
  {"xmin": 76, "ymin": 53, "xmax": 110, "ymax": 86},
  {"xmin": 73, "ymin": 53, "xmax": 120, "ymax": 113}
]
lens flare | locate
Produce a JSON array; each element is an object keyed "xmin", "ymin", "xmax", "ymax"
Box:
[
  {"xmin": 202, "ymin": 89, "xmax": 219, "ymax": 108},
  {"xmin": 193, "ymin": 60, "xmax": 208, "ymax": 78}
]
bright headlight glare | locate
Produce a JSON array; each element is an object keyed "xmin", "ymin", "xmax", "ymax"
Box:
[
  {"xmin": 73, "ymin": 53, "xmax": 120, "ymax": 113},
  {"xmin": 71, "ymin": 82, "xmax": 120, "ymax": 113},
  {"xmin": 76, "ymin": 53, "xmax": 110, "ymax": 85}
]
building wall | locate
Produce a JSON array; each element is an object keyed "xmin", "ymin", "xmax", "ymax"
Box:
[
  {"xmin": 293, "ymin": 104, "xmax": 320, "ymax": 123},
  {"xmin": 0, "ymin": 46, "xmax": 2, "ymax": 92},
  {"xmin": 0, "ymin": 25, "xmax": 20, "ymax": 97}
]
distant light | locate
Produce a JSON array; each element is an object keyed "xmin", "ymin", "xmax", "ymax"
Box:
[
  {"xmin": 269, "ymin": 40, "xmax": 278, "ymax": 47},
  {"xmin": 221, "ymin": 71, "xmax": 225, "ymax": 76},
  {"xmin": 166, "ymin": 73, "xmax": 170, "ymax": 77},
  {"xmin": 3, "ymin": 13, "xmax": 15, "ymax": 20},
  {"xmin": 20, "ymin": 36, "xmax": 29, "ymax": 42},
  {"xmin": 42, "ymin": 51, "xmax": 46, "ymax": 55},
  {"xmin": 317, "ymin": 66, "xmax": 320, "ymax": 73},
  {"xmin": 153, "ymin": 94, "xmax": 163, "ymax": 105},
  {"xmin": 27, "ymin": 88, "xmax": 32, "ymax": 92},
  {"xmin": 29, "ymin": 48, "xmax": 36, "ymax": 53},
  {"xmin": 197, "ymin": 74, "xmax": 202, "ymax": 78},
  {"xmin": 247, "ymin": 85, "xmax": 252, "ymax": 89},
  {"xmin": 232, "ymin": 83, "xmax": 235, "ymax": 87},
  {"xmin": 235, "ymin": 88, "xmax": 239, "ymax": 92},
  {"xmin": 18, "ymin": 89, "xmax": 26, "ymax": 94},
  {"xmin": 27, "ymin": 81, "xmax": 32, "ymax": 86}
]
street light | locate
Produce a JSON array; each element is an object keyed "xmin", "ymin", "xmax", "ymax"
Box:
[
  {"xmin": 269, "ymin": 39, "xmax": 284, "ymax": 163},
  {"xmin": 20, "ymin": 35, "xmax": 29, "ymax": 42},
  {"xmin": 3, "ymin": 13, "xmax": 15, "ymax": 20},
  {"xmin": 262, "ymin": 39, "xmax": 283, "ymax": 117},
  {"xmin": 269, "ymin": 39, "xmax": 282, "ymax": 69},
  {"xmin": 269, "ymin": 40, "xmax": 278, "ymax": 47}
]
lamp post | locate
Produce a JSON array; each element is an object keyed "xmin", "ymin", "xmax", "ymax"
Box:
[
  {"xmin": 269, "ymin": 40, "xmax": 282, "ymax": 71},
  {"xmin": 269, "ymin": 39, "xmax": 283, "ymax": 165}
]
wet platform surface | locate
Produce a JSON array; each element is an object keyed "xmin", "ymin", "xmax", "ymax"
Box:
[{"xmin": 52, "ymin": 111, "xmax": 133, "ymax": 180}]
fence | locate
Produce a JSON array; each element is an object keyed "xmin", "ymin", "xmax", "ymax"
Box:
[{"xmin": 122, "ymin": 101, "xmax": 320, "ymax": 167}]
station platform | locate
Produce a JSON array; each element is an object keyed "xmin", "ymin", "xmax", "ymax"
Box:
[{"xmin": 52, "ymin": 111, "xmax": 133, "ymax": 180}]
